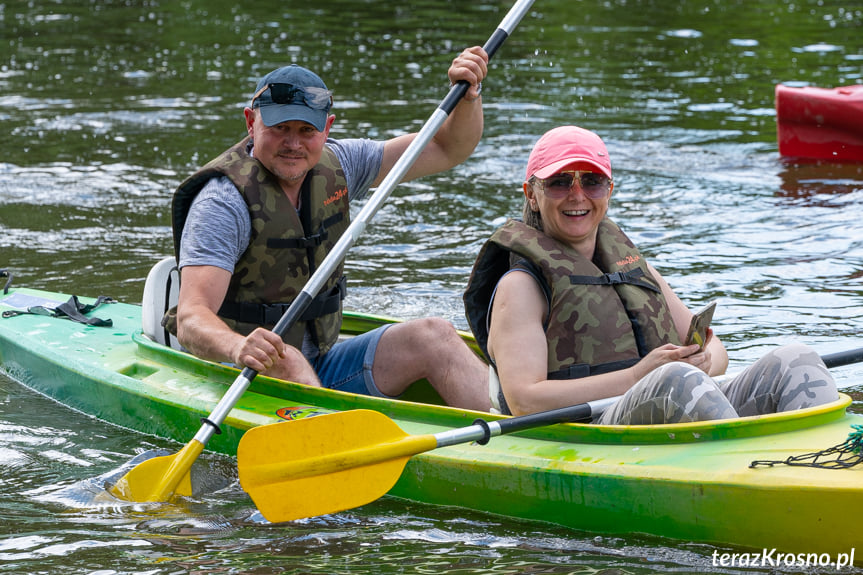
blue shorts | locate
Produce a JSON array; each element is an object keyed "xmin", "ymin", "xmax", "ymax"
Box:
[{"xmin": 311, "ymin": 324, "xmax": 393, "ymax": 398}]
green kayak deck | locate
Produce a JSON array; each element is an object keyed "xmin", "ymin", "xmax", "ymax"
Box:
[{"xmin": 2, "ymin": 287, "xmax": 862, "ymax": 561}]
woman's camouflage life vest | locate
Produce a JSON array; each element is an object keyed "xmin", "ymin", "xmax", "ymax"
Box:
[
  {"xmin": 170, "ymin": 136, "xmax": 350, "ymax": 355},
  {"xmin": 464, "ymin": 218, "xmax": 681, "ymax": 381}
]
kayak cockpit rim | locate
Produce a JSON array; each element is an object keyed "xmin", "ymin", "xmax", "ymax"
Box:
[{"xmin": 130, "ymin": 330, "xmax": 854, "ymax": 446}]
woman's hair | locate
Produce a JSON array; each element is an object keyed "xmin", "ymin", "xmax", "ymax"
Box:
[{"xmin": 522, "ymin": 179, "xmax": 543, "ymax": 231}]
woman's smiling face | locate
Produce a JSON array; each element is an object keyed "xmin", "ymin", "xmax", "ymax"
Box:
[{"xmin": 523, "ymin": 165, "xmax": 613, "ymax": 258}]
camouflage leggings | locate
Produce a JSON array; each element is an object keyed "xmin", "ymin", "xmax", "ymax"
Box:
[{"xmin": 596, "ymin": 343, "xmax": 839, "ymax": 425}]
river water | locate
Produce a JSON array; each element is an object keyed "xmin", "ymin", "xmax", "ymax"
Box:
[{"xmin": 1, "ymin": 0, "xmax": 862, "ymax": 573}]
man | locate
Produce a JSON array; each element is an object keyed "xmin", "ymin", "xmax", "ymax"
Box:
[{"xmin": 167, "ymin": 47, "xmax": 491, "ymax": 411}]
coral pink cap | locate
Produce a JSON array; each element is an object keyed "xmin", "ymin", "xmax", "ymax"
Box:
[{"xmin": 525, "ymin": 126, "xmax": 612, "ymax": 181}]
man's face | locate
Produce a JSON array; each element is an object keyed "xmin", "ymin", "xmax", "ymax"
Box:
[{"xmin": 244, "ymin": 108, "xmax": 334, "ymax": 188}]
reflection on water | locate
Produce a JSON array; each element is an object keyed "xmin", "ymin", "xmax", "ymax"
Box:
[
  {"xmin": 1, "ymin": 0, "xmax": 863, "ymax": 572},
  {"xmin": 778, "ymin": 161, "xmax": 863, "ymax": 203}
]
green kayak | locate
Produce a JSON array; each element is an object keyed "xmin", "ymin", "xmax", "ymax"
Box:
[{"xmin": 1, "ymin": 285, "xmax": 862, "ymax": 565}]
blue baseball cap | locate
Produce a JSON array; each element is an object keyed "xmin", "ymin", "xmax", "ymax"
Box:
[{"xmin": 251, "ymin": 65, "xmax": 332, "ymax": 132}]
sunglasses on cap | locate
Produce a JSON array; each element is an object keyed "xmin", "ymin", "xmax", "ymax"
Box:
[
  {"xmin": 532, "ymin": 170, "xmax": 613, "ymax": 200},
  {"xmin": 251, "ymin": 83, "xmax": 333, "ymax": 110}
]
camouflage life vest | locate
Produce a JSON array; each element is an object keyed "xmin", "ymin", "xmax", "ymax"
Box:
[
  {"xmin": 464, "ymin": 218, "xmax": 680, "ymax": 380},
  {"xmin": 170, "ymin": 137, "xmax": 350, "ymax": 354}
]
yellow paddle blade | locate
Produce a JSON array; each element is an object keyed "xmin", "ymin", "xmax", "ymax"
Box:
[
  {"xmin": 238, "ymin": 409, "xmax": 438, "ymax": 523},
  {"xmin": 109, "ymin": 439, "xmax": 203, "ymax": 502}
]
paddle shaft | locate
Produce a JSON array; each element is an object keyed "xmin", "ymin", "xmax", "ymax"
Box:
[
  {"xmin": 193, "ymin": 0, "xmax": 536, "ymax": 449},
  {"xmin": 436, "ymin": 397, "xmax": 615, "ymax": 448},
  {"xmin": 116, "ymin": 0, "xmax": 535, "ymax": 504},
  {"xmin": 822, "ymin": 347, "xmax": 863, "ymax": 369},
  {"xmin": 585, "ymin": 346, "xmax": 863, "ymax": 419},
  {"xmin": 431, "ymin": 346, "xmax": 863, "ymax": 448}
]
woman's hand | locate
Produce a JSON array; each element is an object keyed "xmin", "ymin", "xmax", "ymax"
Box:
[{"xmin": 631, "ymin": 341, "xmax": 704, "ymax": 381}]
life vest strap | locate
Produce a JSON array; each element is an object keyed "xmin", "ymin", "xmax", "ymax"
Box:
[
  {"xmin": 547, "ymin": 357, "xmax": 640, "ymax": 381},
  {"xmin": 218, "ymin": 276, "xmax": 346, "ymax": 327},
  {"xmin": 569, "ymin": 267, "xmax": 661, "ymax": 293}
]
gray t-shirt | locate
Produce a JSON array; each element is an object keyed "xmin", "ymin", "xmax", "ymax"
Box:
[
  {"xmin": 178, "ymin": 137, "xmax": 385, "ymax": 360},
  {"xmin": 178, "ymin": 137, "xmax": 386, "ymax": 272}
]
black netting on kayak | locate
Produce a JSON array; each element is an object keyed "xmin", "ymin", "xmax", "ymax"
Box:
[{"xmin": 750, "ymin": 424, "xmax": 863, "ymax": 469}]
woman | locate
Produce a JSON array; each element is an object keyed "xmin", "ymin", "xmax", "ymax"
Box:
[{"xmin": 463, "ymin": 126, "xmax": 838, "ymax": 423}]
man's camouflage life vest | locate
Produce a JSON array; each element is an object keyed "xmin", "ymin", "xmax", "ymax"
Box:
[
  {"xmin": 464, "ymin": 218, "xmax": 681, "ymax": 381},
  {"xmin": 169, "ymin": 136, "xmax": 350, "ymax": 355}
]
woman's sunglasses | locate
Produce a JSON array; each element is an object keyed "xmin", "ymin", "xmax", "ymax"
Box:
[{"xmin": 532, "ymin": 170, "xmax": 612, "ymax": 200}]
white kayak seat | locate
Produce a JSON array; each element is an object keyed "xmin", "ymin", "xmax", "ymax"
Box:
[
  {"xmin": 141, "ymin": 256, "xmax": 181, "ymax": 350},
  {"xmin": 488, "ymin": 365, "xmax": 502, "ymax": 415}
]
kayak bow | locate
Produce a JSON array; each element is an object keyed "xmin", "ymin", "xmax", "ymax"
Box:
[{"xmin": 776, "ymin": 83, "xmax": 863, "ymax": 162}]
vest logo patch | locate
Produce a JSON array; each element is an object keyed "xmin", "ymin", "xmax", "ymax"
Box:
[
  {"xmin": 616, "ymin": 254, "xmax": 641, "ymax": 267},
  {"xmin": 324, "ymin": 187, "xmax": 348, "ymax": 206}
]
